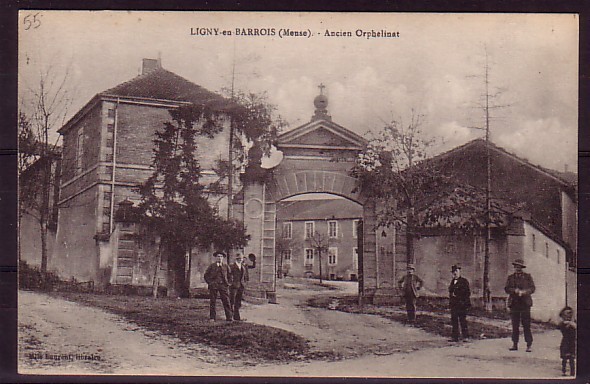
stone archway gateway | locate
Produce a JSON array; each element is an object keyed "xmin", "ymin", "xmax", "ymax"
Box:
[{"xmin": 236, "ymin": 89, "xmax": 398, "ymax": 303}]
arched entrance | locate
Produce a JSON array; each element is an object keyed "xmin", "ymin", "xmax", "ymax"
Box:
[{"xmin": 237, "ymin": 92, "xmax": 397, "ymax": 303}]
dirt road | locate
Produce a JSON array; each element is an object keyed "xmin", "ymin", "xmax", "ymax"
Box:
[
  {"xmin": 241, "ymin": 279, "xmax": 446, "ymax": 358},
  {"xmin": 18, "ymin": 281, "xmax": 565, "ymax": 378},
  {"xmin": 19, "ymin": 291, "xmax": 238, "ymax": 375}
]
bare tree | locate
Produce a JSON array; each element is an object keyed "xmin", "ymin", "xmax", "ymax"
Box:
[
  {"xmin": 306, "ymin": 231, "xmax": 330, "ymax": 284},
  {"xmin": 465, "ymin": 47, "xmax": 511, "ymax": 311},
  {"xmin": 275, "ymin": 236, "xmax": 293, "ymax": 278},
  {"xmin": 354, "ymin": 109, "xmax": 447, "ymax": 266},
  {"xmin": 19, "ymin": 64, "xmax": 74, "ymax": 274}
]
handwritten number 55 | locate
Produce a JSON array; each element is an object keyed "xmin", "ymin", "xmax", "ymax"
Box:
[{"xmin": 23, "ymin": 13, "xmax": 41, "ymax": 30}]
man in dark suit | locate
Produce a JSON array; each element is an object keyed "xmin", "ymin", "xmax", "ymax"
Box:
[
  {"xmin": 449, "ymin": 264, "xmax": 471, "ymax": 342},
  {"xmin": 397, "ymin": 264, "xmax": 423, "ymax": 323},
  {"xmin": 505, "ymin": 258, "xmax": 536, "ymax": 352},
  {"xmin": 203, "ymin": 251, "xmax": 233, "ymax": 322},
  {"xmin": 229, "ymin": 253, "xmax": 250, "ymax": 321}
]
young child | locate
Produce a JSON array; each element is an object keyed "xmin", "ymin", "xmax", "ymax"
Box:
[{"xmin": 558, "ymin": 306, "xmax": 576, "ymax": 376}]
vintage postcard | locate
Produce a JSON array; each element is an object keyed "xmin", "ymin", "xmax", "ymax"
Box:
[{"xmin": 17, "ymin": 11, "xmax": 578, "ymax": 378}]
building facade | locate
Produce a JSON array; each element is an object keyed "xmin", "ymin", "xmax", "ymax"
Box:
[
  {"xmin": 399, "ymin": 140, "xmax": 577, "ymax": 320},
  {"xmin": 276, "ymin": 199, "xmax": 362, "ymax": 280},
  {"xmin": 52, "ymin": 58, "xmax": 237, "ymax": 289}
]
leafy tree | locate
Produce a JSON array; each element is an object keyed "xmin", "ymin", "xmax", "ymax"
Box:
[
  {"xmin": 137, "ymin": 104, "xmax": 250, "ymax": 297},
  {"xmin": 353, "ymin": 110, "xmax": 449, "ymax": 265},
  {"xmin": 211, "ymin": 89, "xmax": 286, "ymax": 215}
]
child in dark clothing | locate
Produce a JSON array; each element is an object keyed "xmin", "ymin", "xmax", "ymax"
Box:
[{"xmin": 558, "ymin": 306, "xmax": 576, "ymax": 376}]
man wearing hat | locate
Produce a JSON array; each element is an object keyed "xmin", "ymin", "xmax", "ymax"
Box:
[
  {"xmin": 229, "ymin": 253, "xmax": 251, "ymax": 321},
  {"xmin": 505, "ymin": 258, "xmax": 536, "ymax": 352},
  {"xmin": 397, "ymin": 264, "xmax": 423, "ymax": 323},
  {"xmin": 203, "ymin": 251, "xmax": 233, "ymax": 322},
  {"xmin": 449, "ymin": 264, "xmax": 471, "ymax": 342}
]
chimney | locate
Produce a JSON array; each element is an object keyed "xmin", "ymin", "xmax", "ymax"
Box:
[{"xmin": 142, "ymin": 58, "xmax": 161, "ymax": 75}]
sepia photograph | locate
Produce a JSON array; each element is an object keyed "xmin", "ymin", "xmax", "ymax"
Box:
[{"xmin": 17, "ymin": 11, "xmax": 578, "ymax": 378}]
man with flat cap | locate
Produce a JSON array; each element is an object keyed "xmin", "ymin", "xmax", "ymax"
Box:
[
  {"xmin": 449, "ymin": 264, "xmax": 471, "ymax": 342},
  {"xmin": 398, "ymin": 264, "xmax": 423, "ymax": 323},
  {"xmin": 204, "ymin": 251, "xmax": 233, "ymax": 322},
  {"xmin": 505, "ymin": 258, "xmax": 536, "ymax": 352}
]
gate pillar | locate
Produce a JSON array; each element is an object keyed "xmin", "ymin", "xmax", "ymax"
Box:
[{"xmin": 241, "ymin": 179, "xmax": 276, "ymax": 301}]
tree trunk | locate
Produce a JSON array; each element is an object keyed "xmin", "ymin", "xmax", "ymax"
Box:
[
  {"xmin": 186, "ymin": 247, "xmax": 192, "ymax": 297},
  {"xmin": 40, "ymin": 160, "xmax": 51, "ymax": 274},
  {"xmin": 167, "ymin": 241, "xmax": 188, "ymax": 298},
  {"xmin": 318, "ymin": 249, "xmax": 323, "ymax": 284},
  {"xmin": 483, "ymin": 229, "xmax": 492, "ymax": 311},
  {"xmin": 40, "ymin": 221, "xmax": 48, "ymax": 274},
  {"xmin": 152, "ymin": 242, "xmax": 163, "ymax": 298},
  {"xmin": 406, "ymin": 207, "xmax": 415, "ymax": 265}
]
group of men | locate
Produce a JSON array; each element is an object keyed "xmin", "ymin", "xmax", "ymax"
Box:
[
  {"xmin": 203, "ymin": 251, "xmax": 254, "ymax": 322},
  {"xmin": 398, "ymin": 259, "xmax": 536, "ymax": 351},
  {"xmin": 206, "ymin": 249, "xmax": 537, "ymax": 351}
]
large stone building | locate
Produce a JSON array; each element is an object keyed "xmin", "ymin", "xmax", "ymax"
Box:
[
  {"xmin": 276, "ymin": 199, "xmax": 363, "ymax": 280},
  {"xmin": 51, "ymin": 58, "xmax": 237, "ymax": 290},
  {"xmin": 399, "ymin": 139, "xmax": 577, "ymax": 321}
]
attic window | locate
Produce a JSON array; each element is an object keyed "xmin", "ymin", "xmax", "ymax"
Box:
[
  {"xmin": 545, "ymin": 242, "xmax": 549, "ymax": 258},
  {"xmin": 532, "ymin": 234, "xmax": 536, "ymax": 251}
]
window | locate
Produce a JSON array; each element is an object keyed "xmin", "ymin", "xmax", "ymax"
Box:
[
  {"xmin": 107, "ymin": 108, "xmax": 115, "ymax": 118},
  {"xmin": 329, "ymin": 221, "xmax": 338, "ymax": 238},
  {"xmin": 353, "ymin": 247, "xmax": 359, "ymax": 270},
  {"xmin": 282, "ymin": 250, "xmax": 292, "ymax": 264},
  {"xmin": 76, "ymin": 130, "xmax": 84, "ymax": 174},
  {"xmin": 107, "ymin": 124, "xmax": 114, "ymax": 133},
  {"xmin": 557, "ymin": 249, "xmax": 560, "ymax": 264},
  {"xmin": 305, "ymin": 221, "xmax": 315, "ymax": 239},
  {"xmin": 545, "ymin": 242, "xmax": 549, "ymax": 258},
  {"xmin": 282, "ymin": 222, "xmax": 292, "ymax": 239},
  {"xmin": 328, "ymin": 247, "xmax": 338, "ymax": 265},
  {"xmin": 532, "ymin": 234, "xmax": 536, "ymax": 251},
  {"xmin": 353, "ymin": 219, "xmax": 360, "ymax": 239},
  {"xmin": 304, "ymin": 248, "xmax": 314, "ymax": 265}
]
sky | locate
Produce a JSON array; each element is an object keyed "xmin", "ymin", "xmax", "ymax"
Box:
[{"xmin": 18, "ymin": 11, "xmax": 579, "ymax": 172}]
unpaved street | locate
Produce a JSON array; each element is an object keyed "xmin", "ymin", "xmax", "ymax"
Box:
[
  {"xmin": 19, "ymin": 281, "xmax": 566, "ymax": 378},
  {"xmin": 19, "ymin": 291, "xmax": 239, "ymax": 375}
]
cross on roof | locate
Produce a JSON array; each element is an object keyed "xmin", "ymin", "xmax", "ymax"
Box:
[{"xmin": 318, "ymin": 83, "xmax": 326, "ymax": 95}]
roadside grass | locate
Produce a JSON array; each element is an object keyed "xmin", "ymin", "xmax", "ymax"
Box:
[
  {"xmin": 52, "ymin": 292, "xmax": 309, "ymax": 362},
  {"xmin": 308, "ymin": 295, "xmax": 554, "ymax": 340}
]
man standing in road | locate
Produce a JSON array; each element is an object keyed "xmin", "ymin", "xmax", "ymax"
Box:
[
  {"xmin": 505, "ymin": 258, "xmax": 536, "ymax": 352},
  {"xmin": 229, "ymin": 253, "xmax": 250, "ymax": 321},
  {"xmin": 397, "ymin": 264, "xmax": 423, "ymax": 323},
  {"xmin": 203, "ymin": 251, "xmax": 233, "ymax": 322},
  {"xmin": 448, "ymin": 264, "xmax": 471, "ymax": 342}
]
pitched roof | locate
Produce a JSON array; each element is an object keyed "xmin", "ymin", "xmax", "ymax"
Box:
[
  {"xmin": 59, "ymin": 66, "xmax": 235, "ymax": 134},
  {"xmin": 277, "ymin": 199, "xmax": 363, "ymax": 221},
  {"xmin": 414, "ymin": 186, "xmax": 518, "ymax": 231},
  {"xmin": 278, "ymin": 118, "xmax": 367, "ymax": 149},
  {"xmin": 428, "ymin": 138, "xmax": 576, "ymax": 188},
  {"xmin": 101, "ymin": 68, "xmax": 230, "ymax": 108}
]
